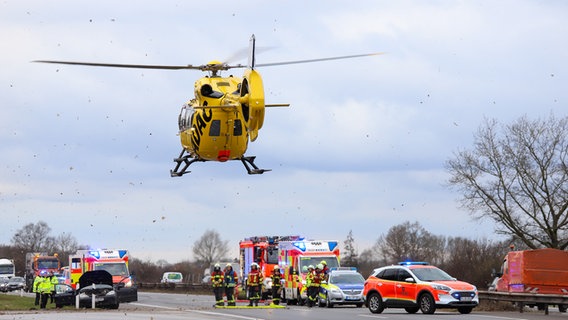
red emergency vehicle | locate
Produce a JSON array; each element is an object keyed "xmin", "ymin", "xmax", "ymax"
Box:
[{"xmin": 239, "ymin": 235, "xmax": 301, "ymax": 299}]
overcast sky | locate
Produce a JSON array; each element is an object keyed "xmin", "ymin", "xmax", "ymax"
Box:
[{"xmin": 1, "ymin": 1, "xmax": 567, "ymax": 263}]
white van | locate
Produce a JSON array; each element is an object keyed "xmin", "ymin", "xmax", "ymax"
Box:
[{"xmin": 161, "ymin": 272, "xmax": 183, "ymax": 283}]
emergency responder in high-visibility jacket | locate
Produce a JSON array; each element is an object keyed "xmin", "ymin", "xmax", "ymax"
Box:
[
  {"xmin": 246, "ymin": 263, "xmax": 263, "ymax": 306},
  {"xmin": 306, "ymin": 264, "xmax": 321, "ymax": 307},
  {"xmin": 271, "ymin": 265, "xmax": 283, "ymax": 305},
  {"xmin": 211, "ymin": 263, "xmax": 225, "ymax": 306},
  {"xmin": 38, "ymin": 272, "xmax": 52, "ymax": 309},
  {"xmin": 224, "ymin": 263, "xmax": 238, "ymax": 306},
  {"xmin": 33, "ymin": 273, "xmax": 43, "ymax": 306},
  {"xmin": 49, "ymin": 272, "xmax": 58, "ymax": 303}
]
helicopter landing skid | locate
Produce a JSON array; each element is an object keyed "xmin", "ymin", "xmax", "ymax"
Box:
[
  {"xmin": 240, "ymin": 156, "xmax": 271, "ymax": 175},
  {"xmin": 170, "ymin": 150, "xmax": 271, "ymax": 176},
  {"xmin": 170, "ymin": 150, "xmax": 206, "ymax": 177}
]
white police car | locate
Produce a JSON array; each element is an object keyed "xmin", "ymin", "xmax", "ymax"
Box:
[{"xmin": 318, "ymin": 268, "xmax": 365, "ymax": 308}]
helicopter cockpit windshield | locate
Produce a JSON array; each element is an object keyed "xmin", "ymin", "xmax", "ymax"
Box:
[{"xmin": 200, "ymin": 84, "xmax": 223, "ymax": 98}]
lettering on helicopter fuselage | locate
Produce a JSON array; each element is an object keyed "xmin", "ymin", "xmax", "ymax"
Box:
[{"xmin": 191, "ymin": 108, "xmax": 213, "ymax": 151}]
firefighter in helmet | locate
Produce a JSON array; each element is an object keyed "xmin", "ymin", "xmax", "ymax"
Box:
[
  {"xmin": 271, "ymin": 265, "xmax": 283, "ymax": 305},
  {"xmin": 306, "ymin": 265, "xmax": 318, "ymax": 307},
  {"xmin": 224, "ymin": 263, "xmax": 238, "ymax": 306},
  {"xmin": 211, "ymin": 263, "xmax": 225, "ymax": 306},
  {"xmin": 246, "ymin": 263, "xmax": 263, "ymax": 306}
]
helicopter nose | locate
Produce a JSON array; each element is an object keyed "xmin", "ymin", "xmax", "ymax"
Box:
[{"xmin": 217, "ymin": 150, "xmax": 231, "ymax": 162}]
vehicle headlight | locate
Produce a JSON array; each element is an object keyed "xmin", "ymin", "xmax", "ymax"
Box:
[
  {"xmin": 430, "ymin": 283, "xmax": 452, "ymax": 291},
  {"xmin": 330, "ymin": 288, "xmax": 341, "ymax": 294}
]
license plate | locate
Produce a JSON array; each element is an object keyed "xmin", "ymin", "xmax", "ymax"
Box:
[
  {"xmin": 345, "ymin": 295, "xmax": 358, "ymax": 300},
  {"xmin": 460, "ymin": 297, "xmax": 472, "ymax": 301},
  {"xmin": 95, "ymin": 297, "xmax": 105, "ymax": 302}
]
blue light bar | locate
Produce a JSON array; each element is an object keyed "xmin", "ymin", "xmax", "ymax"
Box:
[{"xmin": 398, "ymin": 261, "xmax": 429, "ymax": 266}]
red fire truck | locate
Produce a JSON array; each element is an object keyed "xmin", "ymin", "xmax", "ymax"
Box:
[{"xmin": 239, "ymin": 235, "xmax": 301, "ymax": 299}]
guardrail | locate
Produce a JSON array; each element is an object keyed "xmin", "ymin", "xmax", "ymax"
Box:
[
  {"xmin": 137, "ymin": 282, "xmax": 211, "ymax": 293},
  {"xmin": 479, "ymin": 291, "xmax": 568, "ymax": 315}
]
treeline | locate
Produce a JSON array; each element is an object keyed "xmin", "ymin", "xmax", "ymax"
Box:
[{"xmin": 343, "ymin": 221, "xmax": 524, "ymax": 289}]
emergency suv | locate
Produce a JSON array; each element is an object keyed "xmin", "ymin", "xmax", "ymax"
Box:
[{"xmin": 363, "ymin": 262, "xmax": 478, "ymax": 314}]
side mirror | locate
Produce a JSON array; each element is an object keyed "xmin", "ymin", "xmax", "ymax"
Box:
[{"xmin": 404, "ymin": 277, "xmax": 415, "ymax": 283}]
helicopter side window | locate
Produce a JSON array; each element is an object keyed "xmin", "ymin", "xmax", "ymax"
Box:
[
  {"xmin": 209, "ymin": 120, "xmax": 221, "ymax": 136},
  {"xmin": 234, "ymin": 119, "xmax": 242, "ymax": 136},
  {"xmin": 200, "ymin": 84, "xmax": 223, "ymax": 99}
]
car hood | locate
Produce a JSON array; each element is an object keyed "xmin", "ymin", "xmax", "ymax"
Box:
[
  {"xmin": 431, "ymin": 280, "xmax": 476, "ymax": 291},
  {"xmin": 333, "ymin": 282, "xmax": 364, "ymax": 290},
  {"xmin": 79, "ymin": 270, "xmax": 113, "ymax": 288}
]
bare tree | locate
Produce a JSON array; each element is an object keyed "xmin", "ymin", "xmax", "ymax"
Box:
[
  {"xmin": 446, "ymin": 114, "xmax": 568, "ymax": 249},
  {"xmin": 53, "ymin": 232, "xmax": 83, "ymax": 266},
  {"xmin": 342, "ymin": 230, "xmax": 359, "ymax": 267},
  {"xmin": 192, "ymin": 229, "xmax": 229, "ymax": 266},
  {"xmin": 374, "ymin": 221, "xmax": 446, "ymax": 265},
  {"xmin": 11, "ymin": 221, "xmax": 55, "ymax": 253},
  {"xmin": 441, "ymin": 237, "xmax": 509, "ymax": 288}
]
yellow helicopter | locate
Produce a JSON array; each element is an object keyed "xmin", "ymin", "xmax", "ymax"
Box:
[{"xmin": 35, "ymin": 35, "xmax": 382, "ymax": 176}]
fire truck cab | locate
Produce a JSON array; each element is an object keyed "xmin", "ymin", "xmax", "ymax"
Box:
[{"xmin": 239, "ymin": 236, "xmax": 301, "ymax": 300}]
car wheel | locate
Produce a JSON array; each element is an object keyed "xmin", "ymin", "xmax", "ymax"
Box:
[
  {"xmin": 326, "ymin": 295, "xmax": 334, "ymax": 308},
  {"xmin": 419, "ymin": 293, "xmax": 436, "ymax": 314},
  {"xmin": 367, "ymin": 292, "xmax": 384, "ymax": 314},
  {"xmin": 405, "ymin": 307, "xmax": 419, "ymax": 314},
  {"xmin": 458, "ymin": 306, "xmax": 472, "ymax": 314},
  {"xmin": 559, "ymin": 304, "xmax": 567, "ymax": 313}
]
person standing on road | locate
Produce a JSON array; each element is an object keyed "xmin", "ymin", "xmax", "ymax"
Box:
[
  {"xmin": 271, "ymin": 265, "xmax": 283, "ymax": 305},
  {"xmin": 39, "ymin": 272, "xmax": 51, "ymax": 309},
  {"xmin": 224, "ymin": 263, "xmax": 238, "ymax": 306},
  {"xmin": 211, "ymin": 263, "xmax": 225, "ymax": 306},
  {"xmin": 246, "ymin": 263, "xmax": 263, "ymax": 306},
  {"xmin": 306, "ymin": 265, "xmax": 317, "ymax": 307},
  {"xmin": 49, "ymin": 272, "xmax": 58, "ymax": 303},
  {"xmin": 33, "ymin": 272, "xmax": 43, "ymax": 306}
]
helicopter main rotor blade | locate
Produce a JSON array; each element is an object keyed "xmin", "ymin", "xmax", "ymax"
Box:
[
  {"xmin": 33, "ymin": 60, "xmax": 244, "ymax": 72},
  {"xmin": 255, "ymin": 52, "xmax": 385, "ymax": 67},
  {"xmin": 33, "ymin": 60, "xmax": 206, "ymax": 70}
]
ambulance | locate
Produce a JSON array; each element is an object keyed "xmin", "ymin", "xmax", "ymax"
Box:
[
  {"xmin": 278, "ymin": 239, "xmax": 340, "ymax": 304},
  {"xmin": 69, "ymin": 249, "xmax": 138, "ymax": 302}
]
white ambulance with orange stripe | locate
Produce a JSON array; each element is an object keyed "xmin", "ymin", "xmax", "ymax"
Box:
[{"xmin": 278, "ymin": 239, "xmax": 340, "ymax": 304}]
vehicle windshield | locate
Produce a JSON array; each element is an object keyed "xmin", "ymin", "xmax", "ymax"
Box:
[
  {"xmin": 299, "ymin": 256, "xmax": 339, "ymax": 274},
  {"xmin": 93, "ymin": 262, "xmax": 129, "ymax": 276},
  {"xmin": 330, "ymin": 273, "xmax": 365, "ymax": 284},
  {"xmin": 0, "ymin": 265, "xmax": 14, "ymax": 274},
  {"xmin": 411, "ymin": 267, "xmax": 455, "ymax": 281},
  {"xmin": 37, "ymin": 259, "xmax": 59, "ymax": 269}
]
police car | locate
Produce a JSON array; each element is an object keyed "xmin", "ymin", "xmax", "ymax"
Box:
[{"xmin": 318, "ymin": 268, "xmax": 365, "ymax": 308}]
